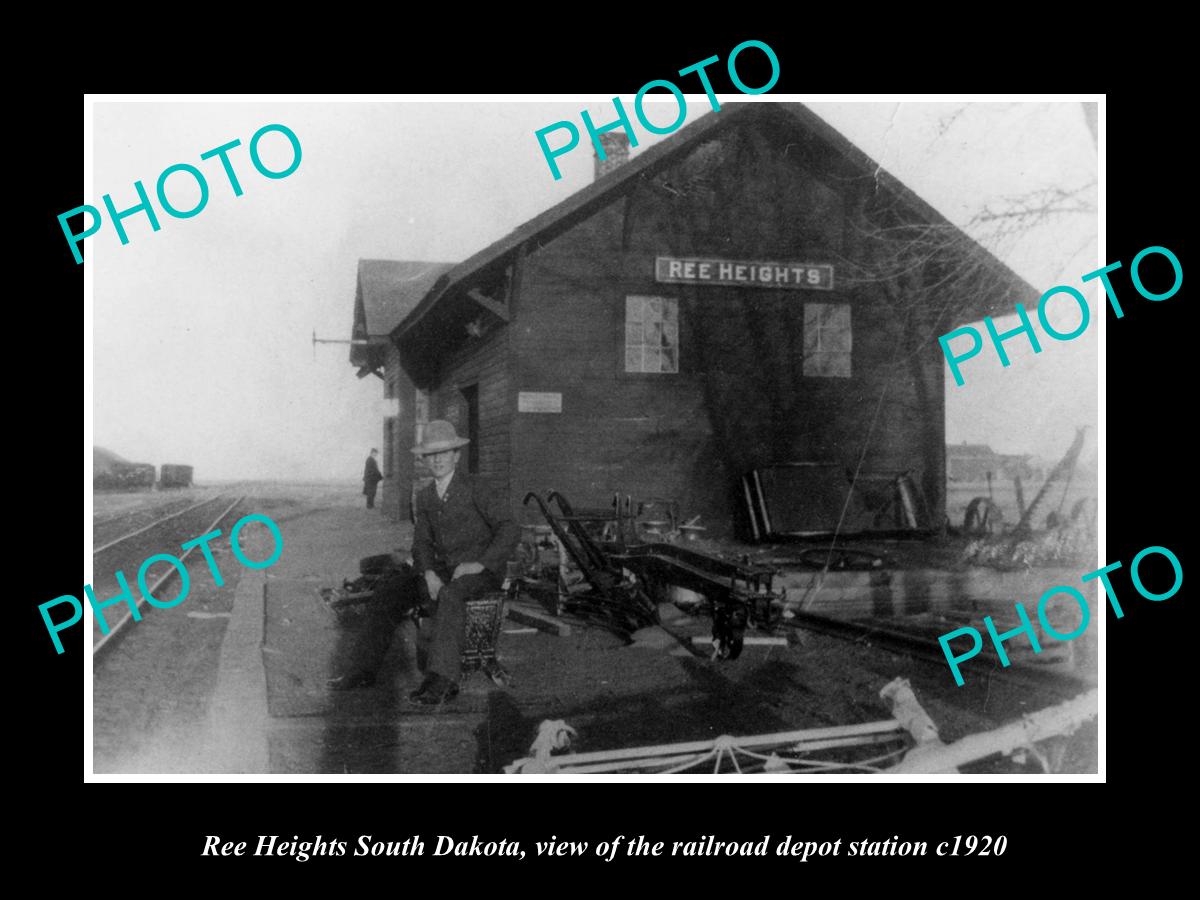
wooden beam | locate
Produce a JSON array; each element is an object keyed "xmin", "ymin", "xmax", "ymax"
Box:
[
  {"xmin": 508, "ymin": 718, "xmax": 906, "ymax": 773},
  {"xmin": 690, "ymin": 635, "xmax": 789, "ymax": 647},
  {"xmin": 467, "ymin": 288, "xmax": 510, "ymax": 323},
  {"xmin": 509, "ymin": 243, "xmax": 527, "ymax": 319},
  {"xmin": 506, "ymin": 601, "xmax": 571, "ymax": 636},
  {"xmin": 888, "ymin": 688, "xmax": 1097, "ymax": 774},
  {"xmin": 621, "ymin": 191, "xmax": 636, "ymax": 251}
]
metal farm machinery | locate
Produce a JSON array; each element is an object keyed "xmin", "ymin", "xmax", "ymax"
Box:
[{"xmin": 521, "ymin": 490, "xmax": 783, "ymax": 659}]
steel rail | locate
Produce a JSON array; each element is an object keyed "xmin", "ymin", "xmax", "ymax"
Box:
[
  {"xmin": 93, "ymin": 493, "xmax": 230, "ymax": 556},
  {"xmin": 92, "ymin": 495, "xmax": 244, "ymax": 658}
]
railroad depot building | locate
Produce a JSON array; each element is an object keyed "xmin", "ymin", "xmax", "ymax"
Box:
[{"xmin": 349, "ymin": 102, "xmax": 1035, "ymax": 537}]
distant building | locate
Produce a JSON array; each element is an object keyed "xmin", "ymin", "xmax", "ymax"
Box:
[
  {"xmin": 350, "ymin": 103, "xmax": 1036, "ymax": 536},
  {"xmin": 946, "ymin": 442, "xmax": 1040, "ymax": 483}
]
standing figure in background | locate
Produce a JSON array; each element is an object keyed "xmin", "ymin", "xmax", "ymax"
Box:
[{"xmin": 363, "ymin": 448, "xmax": 383, "ymax": 509}]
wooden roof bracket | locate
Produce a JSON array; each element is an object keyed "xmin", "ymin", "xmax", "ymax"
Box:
[{"xmin": 467, "ymin": 288, "xmax": 511, "ymax": 323}]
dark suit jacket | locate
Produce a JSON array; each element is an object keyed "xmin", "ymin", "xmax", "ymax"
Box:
[
  {"xmin": 363, "ymin": 456, "xmax": 383, "ymax": 492},
  {"xmin": 412, "ymin": 473, "xmax": 519, "ymax": 579}
]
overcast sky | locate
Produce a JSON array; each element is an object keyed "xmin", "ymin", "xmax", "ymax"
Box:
[{"xmin": 90, "ymin": 98, "xmax": 1098, "ymax": 481}]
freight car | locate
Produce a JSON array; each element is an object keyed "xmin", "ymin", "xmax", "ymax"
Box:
[
  {"xmin": 93, "ymin": 462, "xmax": 156, "ymax": 492},
  {"xmin": 159, "ymin": 464, "xmax": 194, "ymax": 489}
]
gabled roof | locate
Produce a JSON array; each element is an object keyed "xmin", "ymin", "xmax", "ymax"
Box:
[
  {"xmin": 352, "ymin": 259, "xmax": 454, "ymax": 367},
  {"xmin": 357, "ymin": 259, "xmax": 455, "ymax": 335},
  {"xmin": 393, "ymin": 102, "xmax": 1040, "ymax": 341}
]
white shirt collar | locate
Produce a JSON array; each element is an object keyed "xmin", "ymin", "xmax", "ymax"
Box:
[{"xmin": 435, "ymin": 471, "xmax": 454, "ymax": 499}]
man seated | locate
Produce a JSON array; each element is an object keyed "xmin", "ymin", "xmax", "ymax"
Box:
[{"xmin": 327, "ymin": 420, "xmax": 519, "ymax": 706}]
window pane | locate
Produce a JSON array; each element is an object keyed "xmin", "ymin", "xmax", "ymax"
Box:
[
  {"xmin": 625, "ymin": 345, "xmax": 643, "ymax": 372},
  {"xmin": 836, "ymin": 306, "xmax": 852, "ymax": 353},
  {"xmin": 625, "ymin": 295, "xmax": 678, "ymax": 375},
  {"xmin": 803, "ymin": 303, "xmax": 851, "ymax": 378},
  {"xmin": 803, "ymin": 304, "xmax": 821, "ymax": 355},
  {"xmin": 804, "ymin": 352, "xmax": 832, "ymax": 377},
  {"xmin": 824, "ymin": 327, "xmax": 852, "ymax": 352},
  {"xmin": 826, "ymin": 305, "xmax": 851, "ymax": 351}
]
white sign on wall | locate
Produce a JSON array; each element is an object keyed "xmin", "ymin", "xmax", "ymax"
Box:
[
  {"xmin": 518, "ymin": 391, "xmax": 563, "ymax": 413},
  {"xmin": 655, "ymin": 256, "xmax": 834, "ymax": 290}
]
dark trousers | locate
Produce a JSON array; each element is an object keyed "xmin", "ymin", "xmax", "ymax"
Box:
[
  {"xmin": 347, "ymin": 566, "xmax": 500, "ymax": 681},
  {"xmin": 364, "ymin": 484, "xmax": 378, "ymax": 508},
  {"xmin": 426, "ymin": 570, "xmax": 502, "ymax": 681}
]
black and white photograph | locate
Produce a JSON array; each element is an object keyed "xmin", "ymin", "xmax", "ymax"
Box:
[{"xmin": 82, "ymin": 95, "xmax": 1102, "ymax": 778}]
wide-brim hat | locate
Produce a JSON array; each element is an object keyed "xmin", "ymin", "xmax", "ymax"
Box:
[{"xmin": 412, "ymin": 419, "xmax": 470, "ymax": 455}]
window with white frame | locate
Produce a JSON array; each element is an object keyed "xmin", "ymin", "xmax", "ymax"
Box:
[
  {"xmin": 625, "ymin": 295, "xmax": 679, "ymax": 374},
  {"xmin": 803, "ymin": 303, "xmax": 852, "ymax": 377}
]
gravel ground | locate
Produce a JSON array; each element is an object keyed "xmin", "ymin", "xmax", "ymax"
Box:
[
  {"xmin": 92, "ymin": 524, "xmax": 242, "ymax": 772},
  {"xmin": 474, "ymin": 614, "xmax": 1096, "ymax": 774}
]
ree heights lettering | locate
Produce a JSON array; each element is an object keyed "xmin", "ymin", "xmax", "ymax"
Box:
[{"xmin": 654, "ymin": 256, "xmax": 834, "ymax": 290}]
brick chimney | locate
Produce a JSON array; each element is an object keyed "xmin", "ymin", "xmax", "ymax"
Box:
[{"xmin": 595, "ymin": 133, "xmax": 630, "ymax": 180}]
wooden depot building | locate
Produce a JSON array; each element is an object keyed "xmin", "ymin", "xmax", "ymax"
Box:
[{"xmin": 349, "ymin": 102, "xmax": 1036, "ymax": 537}]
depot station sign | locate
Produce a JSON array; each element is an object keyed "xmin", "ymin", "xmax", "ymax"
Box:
[{"xmin": 655, "ymin": 256, "xmax": 834, "ymax": 290}]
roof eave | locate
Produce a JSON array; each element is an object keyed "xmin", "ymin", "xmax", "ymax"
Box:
[{"xmin": 392, "ymin": 102, "xmax": 1042, "ymax": 340}]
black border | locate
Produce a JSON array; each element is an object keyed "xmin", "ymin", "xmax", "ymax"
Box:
[{"xmin": 25, "ymin": 26, "xmax": 1189, "ymax": 881}]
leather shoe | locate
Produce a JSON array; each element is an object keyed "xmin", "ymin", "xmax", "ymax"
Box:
[
  {"xmin": 482, "ymin": 659, "xmax": 511, "ymax": 688},
  {"xmin": 327, "ymin": 670, "xmax": 377, "ymax": 691},
  {"xmin": 408, "ymin": 673, "xmax": 459, "ymax": 705}
]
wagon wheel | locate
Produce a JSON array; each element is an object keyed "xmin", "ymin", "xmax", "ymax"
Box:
[
  {"xmin": 964, "ymin": 497, "xmax": 1003, "ymax": 536},
  {"xmin": 723, "ymin": 628, "xmax": 745, "ymax": 660},
  {"xmin": 711, "ymin": 621, "xmax": 745, "ymax": 660},
  {"xmin": 711, "ymin": 603, "xmax": 748, "ymax": 660}
]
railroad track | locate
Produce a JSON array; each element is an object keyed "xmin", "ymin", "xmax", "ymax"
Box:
[
  {"xmin": 94, "ymin": 493, "xmax": 235, "ymax": 556},
  {"xmin": 92, "ymin": 493, "xmax": 245, "ymax": 658}
]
